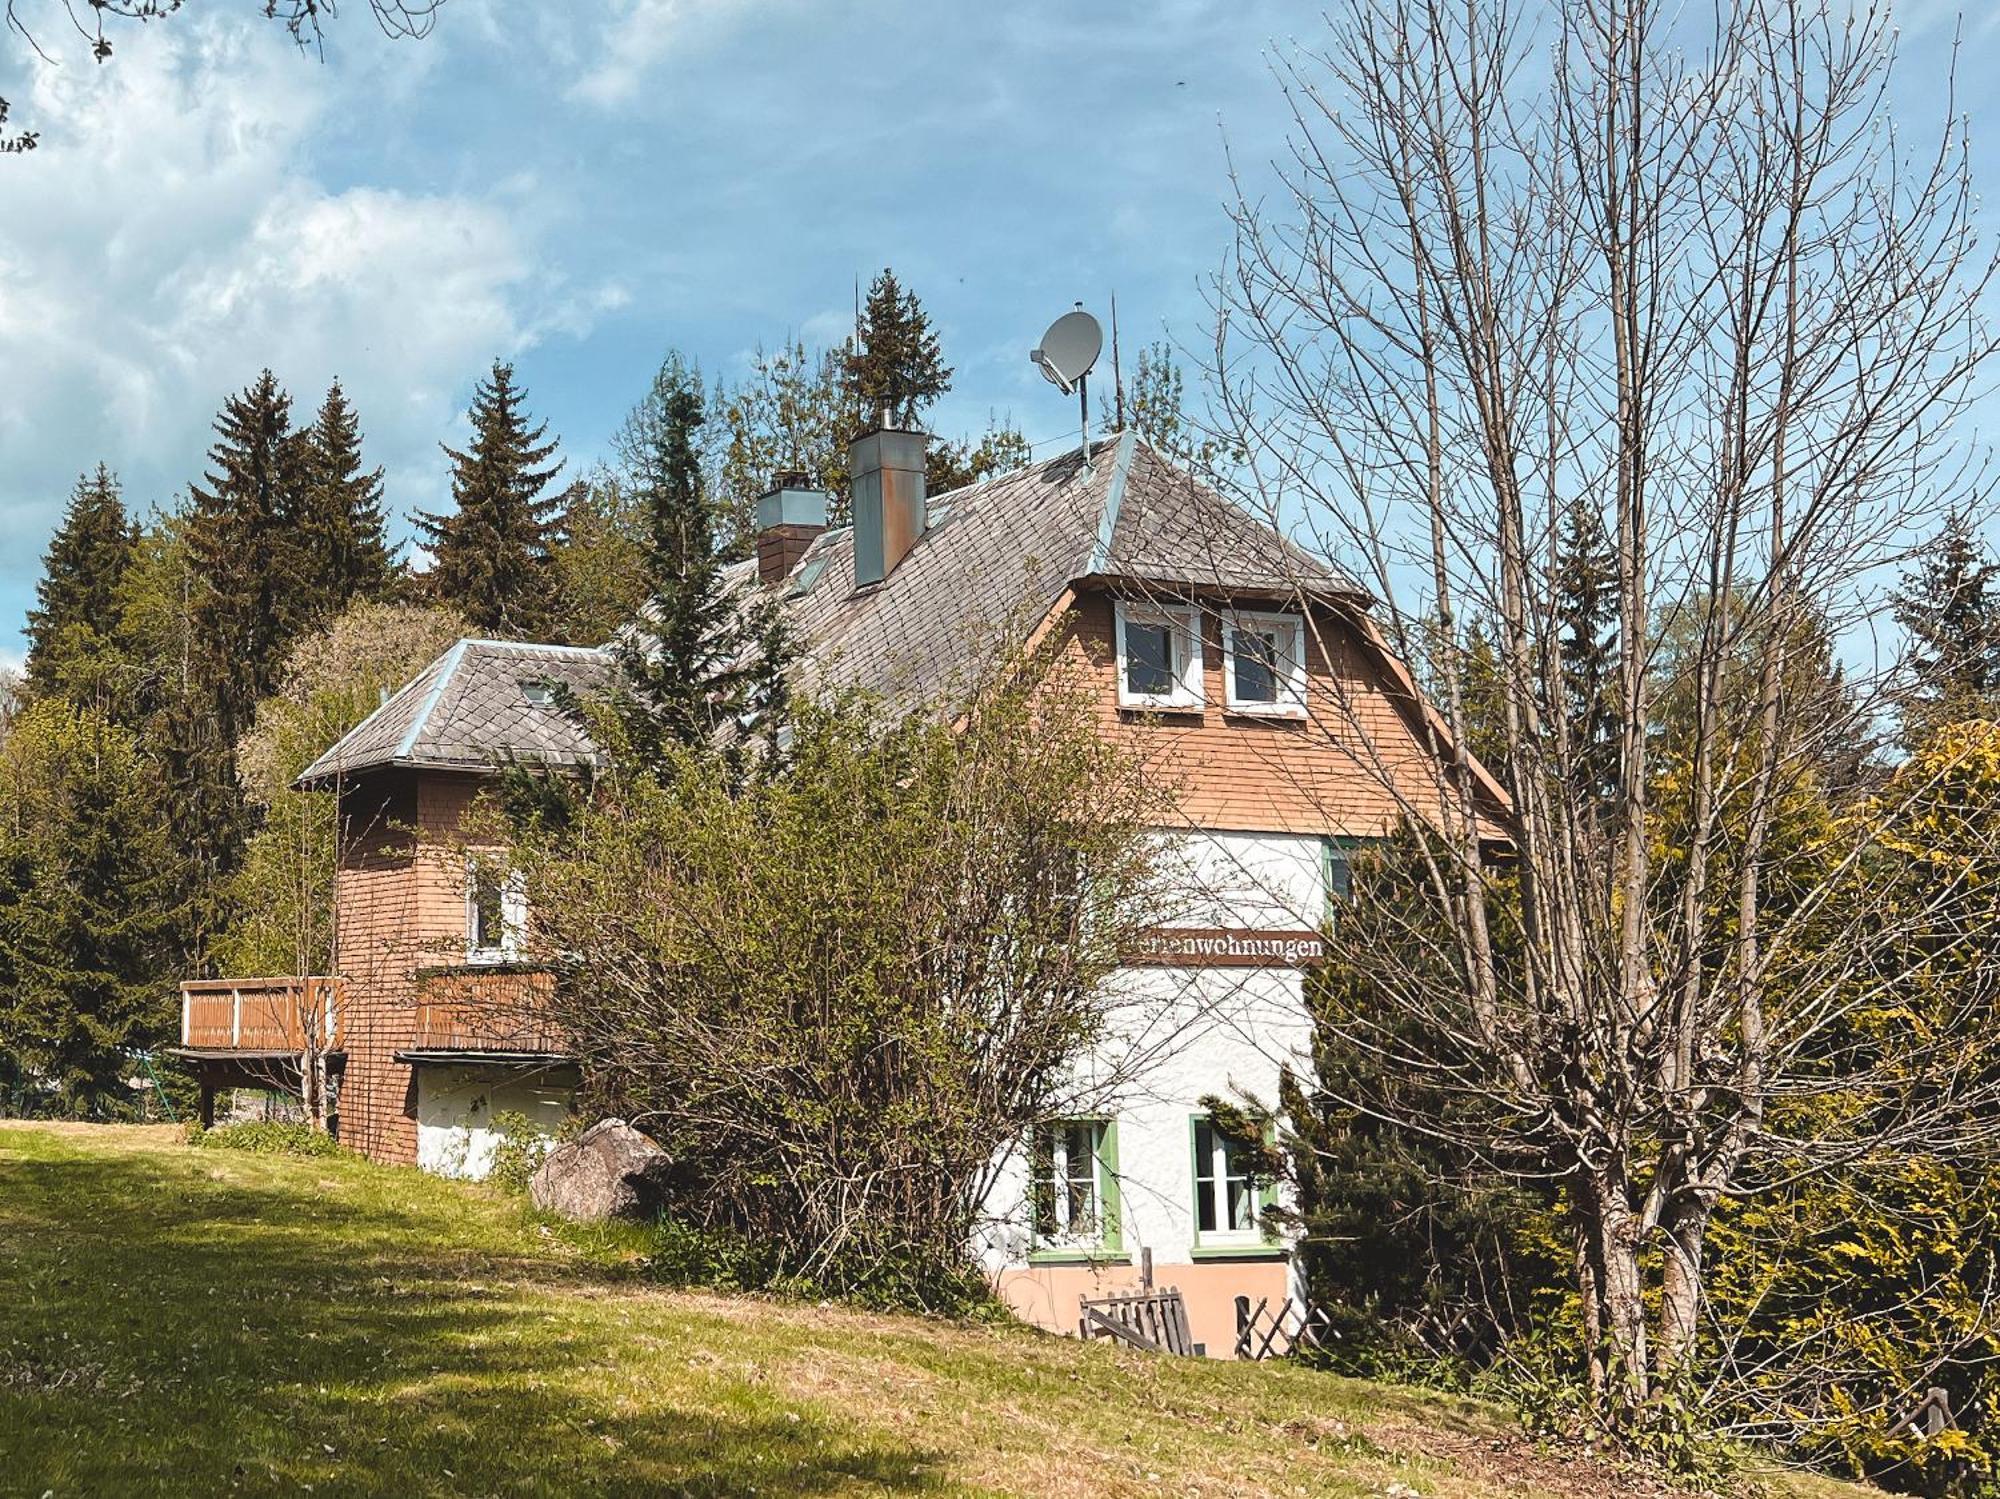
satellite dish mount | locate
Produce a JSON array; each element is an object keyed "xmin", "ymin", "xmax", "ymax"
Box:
[{"xmin": 1031, "ymin": 305, "xmax": 1105, "ymax": 472}]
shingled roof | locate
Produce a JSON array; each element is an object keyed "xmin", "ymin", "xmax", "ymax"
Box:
[
  {"xmin": 782, "ymin": 431, "xmax": 1364, "ymax": 713},
  {"xmin": 297, "ymin": 638, "xmax": 609, "ymax": 786},
  {"xmin": 296, "ymin": 434, "xmax": 1362, "ymax": 781}
]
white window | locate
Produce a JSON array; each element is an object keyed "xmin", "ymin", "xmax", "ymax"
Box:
[
  {"xmin": 466, "ymin": 860, "xmax": 527, "ymax": 963},
  {"xmin": 1193, "ymin": 1116, "xmax": 1265, "ymax": 1243},
  {"xmin": 1030, "ymin": 1120, "xmax": 1115, "ymax": 1248},
  {"xmin": 1114, "ymin": 600, "xmax": 1203, "ymax": 710},
  {"xmin": 1222, "ymin": 610, "xmax": 1307, "ymax": 717}
]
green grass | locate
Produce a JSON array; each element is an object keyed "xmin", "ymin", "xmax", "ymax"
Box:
[{"xmin": 0, "ymin": 1123, "xmax": 1880, "ymax": 1499}]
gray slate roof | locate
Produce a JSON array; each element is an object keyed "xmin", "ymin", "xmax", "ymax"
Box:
[
  {"xmin": 297, "ymin": 434, "xmax": 1361, "ymax": 781},
  {"xmin": 297, "ymin": 638, "xmax": 609, "ymax": 786},
  {"xmin": 782, "ymin": 431, "xmax": 1362, "ymax": 713}
]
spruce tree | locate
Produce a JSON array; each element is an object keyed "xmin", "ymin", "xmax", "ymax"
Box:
[
  {"xmin": 415, "ymin": 361, "xmax": 564, "ymax": 637},
  {"xmin": 293, "ymin": 380, "xmax": 394, "ymax": 619},
  {"xmin": 24, "ymin": 465, "xmax": 137, "ymax": 712},
  {"xmin": 1554, "ymin": 501, "xmax": 1620, "ymax": 815},
  {"xmin": 172, "ymin": 370, "xmax": 308, "ymax": 904},
  {"xmin": 185, "ymin": 369, "xmax": 305, "ymax": 734},
  {"xmin": 0, "ymin": 699, "xmax": 181, "ymax": 1114},
  {"xmin": 1894, "ymin": 508, "xmax": 2000, "ymax": 740},
  {"xmin": 845, "ymin": 268, "xmax": 951, "ymax": 429},
  {"xmin": 606, "ymin": 353, "xmax": 788, "ymax": 766}
]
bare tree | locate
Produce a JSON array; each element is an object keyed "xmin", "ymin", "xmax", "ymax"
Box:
[{"xmin": 1209, "ymin": 0, "xmax": 2000, "ymax": 1428}]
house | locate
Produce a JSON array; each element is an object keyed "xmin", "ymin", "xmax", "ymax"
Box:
[{"xmin": 175, "ymin": 420, "xmax": 1497, "ymax": 1356}]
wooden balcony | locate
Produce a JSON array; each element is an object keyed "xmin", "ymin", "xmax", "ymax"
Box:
[
  {"xmin": 180, "ymin": 977, "xmax": 343, "ymax": 1054},
  {"xmin": 406, "ymin": 965, "xmax": 569, "ymax": 1059}
]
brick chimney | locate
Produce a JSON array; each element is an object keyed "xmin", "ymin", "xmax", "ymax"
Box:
[
  {"xmin": 753, "ymin": 473, "xmax": 828, "ymax": 587},
  {"xmin": 849, "ymin": 424, "xmax": 928, "ymax": 588}
]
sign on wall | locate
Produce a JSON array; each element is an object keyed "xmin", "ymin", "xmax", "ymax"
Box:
[{"xmin": 1125, "ymin": 927, "xmax": 1327, "ymax": 968}]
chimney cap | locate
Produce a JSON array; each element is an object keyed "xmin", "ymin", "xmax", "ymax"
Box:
[{"xmin": 754, "ymin": 484, "xmax": 829, "ymax": 533}]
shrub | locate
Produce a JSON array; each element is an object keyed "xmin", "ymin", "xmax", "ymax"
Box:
[
  {"xmin": 510, "ymin": 653, "xmax": 1164, "ymax": 1314},
  {"xmin": 189, "ymin": 1122, "xmax": 343, "ymax": 1158},
  {"xmin": 486, "ymin": 1109, "xmax": 559, "ymax": 1195},
  {"xmin": 644, "ymin": 1218, "xmax": 999, "ymax": 1319}
]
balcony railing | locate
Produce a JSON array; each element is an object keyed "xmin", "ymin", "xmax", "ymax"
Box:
[
  {"xmin": 181, "ymin": 977, "xmax": 343, "ymax": 1052},
  {"xmin": 410, "ymin": 965, "xmax": 567, "ymax": 1055}
]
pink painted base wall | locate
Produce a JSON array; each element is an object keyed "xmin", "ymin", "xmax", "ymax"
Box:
[{"xmin": 996, "ymin": 1257, "xmax": 1292, "ymax": 1359}]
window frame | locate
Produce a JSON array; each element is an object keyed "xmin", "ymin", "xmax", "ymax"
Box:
[
  {"xmin": 1220, "ymin": 609, "xmax": 1308, "ymax": 719},
  {"xmin": 465, "ymin": 859, "xmax": 527, "ymax": 964},
  {"xmin": 1188, "ymin": 1114, "xmax": 1283, "ymax": 1258},
  {"xmin": 1027, "ymin": 1118, "xmax": 1123, "ymax": 1262},
  {"xmin": 1114, "ymin": 599, "xmax": 1204, "ymax": 712}
]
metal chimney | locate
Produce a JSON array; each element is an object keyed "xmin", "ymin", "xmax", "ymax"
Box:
[
  {"xmin": 753, "ymin": 473, "xmax": 828, "ymax": 587},
  {"xmin": 849, "ymin": 423, "xmax": 928, "ymax": 588}
]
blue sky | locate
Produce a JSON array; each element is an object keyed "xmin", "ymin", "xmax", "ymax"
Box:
[
  {"xmin": 0, "ymin": 0, "xmax": 1993, "ymax": 669},
  {"xmin": 0, "ymin": 0, "xmax": 1314, "ymax": 665}
]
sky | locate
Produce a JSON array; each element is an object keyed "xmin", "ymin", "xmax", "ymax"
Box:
[
  {"xmin": 0, "ymin": 0, "xmax": 1995, "ymax": 672},
  {"xmin": 0, "ymin": 0, "xmax": 1316, "ymax": 668}
]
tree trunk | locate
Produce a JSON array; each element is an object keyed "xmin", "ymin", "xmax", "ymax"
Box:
[
  {"xmin": 1656, "ymin": 1201, "xmax": 1709, "ymax": 1380},
  {"xmin": 1578, "ymin": 1173, "xmax": 1649, "ymax": 1410}
]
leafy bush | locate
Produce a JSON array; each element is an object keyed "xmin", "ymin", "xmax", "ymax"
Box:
[
  {"xmin": 486, "ymin": 1109, "xmax": 560, "ymax": 1195},
  {"xmin": 644, "ymin": 1218, "xmax": 1000, "ymax": 1319},
  {"xmin": 188, "ymin": 1121, "xmax": 342, "ymax": 1158},
  {"xmin": 510, "ymin": 657, "xmax": 1163, "ymax": 1315}
]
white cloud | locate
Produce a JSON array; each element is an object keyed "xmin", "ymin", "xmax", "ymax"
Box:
[
  {"xmin": 565, "ymin": 0, "xmax": 754, "ymax": 108},
  {"xmin": 0, "ymin": 15, "xmax": 609, "ymax": 574}
]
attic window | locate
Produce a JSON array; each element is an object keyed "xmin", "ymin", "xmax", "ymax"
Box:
[
  {"xmin": 1222, "ymin": 611, "xmax": 1307, "ymax": 718},
  {"xmin": 1114, "ymin": 600, "xmax": 1203, "ymax": 711},
  {"xmin": 520, "ymin": 679, "xmax": 556, "ymax": 707}
]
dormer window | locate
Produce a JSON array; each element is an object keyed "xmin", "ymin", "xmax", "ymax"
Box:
[
  {"xmin": 1222, "ymin": 611, "xmax": 1307, "ymax": 718},
  {"xmin": 1115, "ymin": 600, "xmax": 1203, "ymax": 711}
]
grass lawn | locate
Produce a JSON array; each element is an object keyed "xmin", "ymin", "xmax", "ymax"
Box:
[{"xmin": 0, "ymin": 1123, "xmax": 1881, "ymax": 1499}]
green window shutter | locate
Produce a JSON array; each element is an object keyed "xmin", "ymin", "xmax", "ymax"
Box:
[{"xmin": 1097, "ymin": 1119, "xmax": 1123, "ymax": 1253}]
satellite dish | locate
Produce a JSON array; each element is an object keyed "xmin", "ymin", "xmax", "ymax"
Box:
[{"xmin": 1031, "ymin": 308, "xmax": 1103, "ymax": 395}]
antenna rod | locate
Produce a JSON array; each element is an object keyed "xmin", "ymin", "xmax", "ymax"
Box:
[
  {"xmin": 1110, "ymin": 293, "xmax": 1125, "ymax": 432},
  {"xmin": 1079, "ymin": 371, "xmax": 1091, "ymax": 473}
]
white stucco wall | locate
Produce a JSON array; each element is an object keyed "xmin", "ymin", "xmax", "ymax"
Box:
[
  {"xmin": 977, "ymin": 829, "xmax": 1327, "ymax": 1274},
  {"xmin": 415, "ymin": 1065, "xmax": 574, "ymax": 1180}
]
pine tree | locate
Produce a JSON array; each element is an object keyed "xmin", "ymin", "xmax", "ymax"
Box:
[
  {"xmin": 1894, "ymin": 508, "xmax": 2000, "ymax": 741},
  {"xmin": 606, "ymin": 353, "xmax": 789, "ymax": 766},
  {"xmin": 415, "ymin": 361, "xmax": 564, "ymax": 637},
  {"xmin": 186, "ymin": 369, "xmax": 306, "ymax": 735},
  {"xmin": 24, "ymin": 465, "xmax": 137, "ymax": 713},
  {"xmin": 0, "ymin": 699, "xmax": 181, "ymax": 1114},
  {"xmin": 293, "ymin": 380, "xmax": 394, "ymax": 620},
  {"xmin": 1554, "ymin": 501, "xmax": 1621, "ymax": 815},
  {"xmin": 169, "ymin": 370, "xmax": 311, "ymax": 908},
  {"xmin": 845, "ymin": 268, "xmax": 951, "ymax": 429}
]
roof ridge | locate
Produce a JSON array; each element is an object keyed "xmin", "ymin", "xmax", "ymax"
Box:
[
  {"xmin": 393, "ymin": 638, "xmax": 470, "ymax": 761},
  {"xmin": 461, "ymin": 638, "xmax": 608, "ymax": 655},
  {"xmin": 1084, "ymin": 429, "xmax": 1138, "ymax": 576}
]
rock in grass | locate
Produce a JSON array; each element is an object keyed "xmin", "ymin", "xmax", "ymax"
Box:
[{"xmin": 529, "ymin": 1119, "xmax": 672, "ymax": 1222}]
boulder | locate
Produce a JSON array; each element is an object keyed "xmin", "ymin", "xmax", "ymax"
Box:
[{"xmin": 529, "ymin": 1118, "xmax": 673, "ymax": 1222}]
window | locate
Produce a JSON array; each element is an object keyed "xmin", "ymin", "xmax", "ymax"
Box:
[
  {"xmin": 1030, "ymin": 1120, "xmax": 1119, "ymax": 1251},
  {"xmin": 1115, "ymin": 601, "xmax": 1203, "ymax": 710},
  {"xmin": 1222, "ymin": 611, "xmax": 1306, "ymax": 717},
  {"xmin": 1192, "ymin": 1116, "xmax": 1267, "ymax": 1244},
  {"xmin": 1322, "ymin": 837, "xmax": 1354, "ymax": 906},
  {"xmin": 466, "ymin": 860, "xmax": 526, "ymax": 962},
  {"xmin": 520, "ymin": 679, "xmax": 556, "ymax": 707}
]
